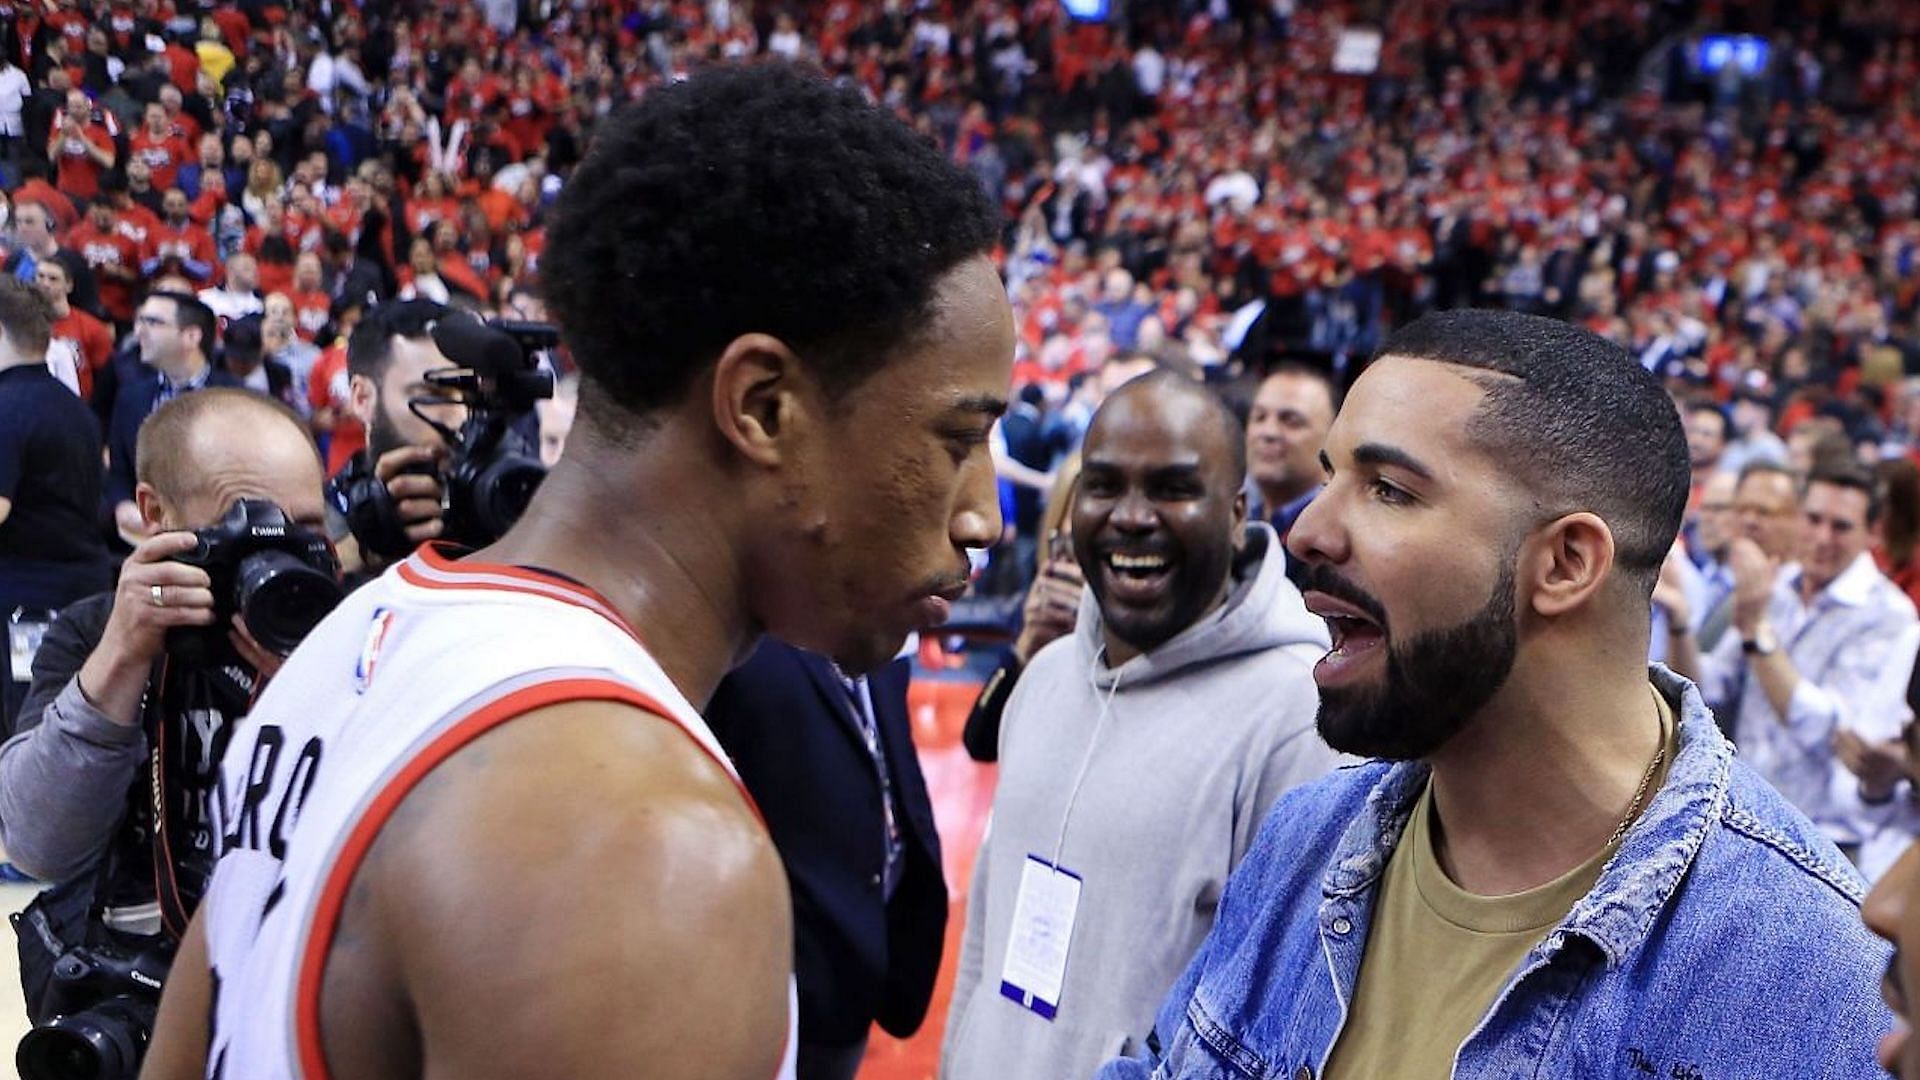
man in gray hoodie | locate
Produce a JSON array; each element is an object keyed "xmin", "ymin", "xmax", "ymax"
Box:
[{"xmin": 941, "ymin": 369, "xmax": 1339, "ymax": 1080}]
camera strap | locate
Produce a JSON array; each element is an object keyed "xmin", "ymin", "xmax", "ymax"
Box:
[{"xmin": 147, "ymin": 656, "xmax": 192, "ymax": 940}]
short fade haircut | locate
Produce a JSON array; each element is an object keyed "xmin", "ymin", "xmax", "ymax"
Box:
[
  {"xmin": 348, "ymin": 298, "xmax": 453, "ymax": 382},
  {"xmin": 0, "ymin": 275, "xmax": 53, "ymax": 357},
  {"xmin": 148, "ymin": 290, "xmax": 217, "ymax": 357},
  {"xmin": 136, "ymin": 387, "xmax": 316, "ymax": 502},
  {"xmin": 540, "ymin": 62, "xmax": 999, "ymax": 430},
  {"xmin": 1375, "ymin": 309, "xmax": 1689, "ymax": 595},
  {"xmin": 1806, "ymin": 462, "xmax": 1883, "ymax": 524}
]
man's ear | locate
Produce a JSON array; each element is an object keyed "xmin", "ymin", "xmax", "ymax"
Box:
[
  {"xmin": 1232, "ymin": 488, "xmax": 1249, "ymax": 552},
  {"xmin": 347, "ymin": 372, "xmax": 377, "ymax": 426},
  {"xmin": 1526, "ymin": 511, "xmax": 1617, "ymax": 617},
  {"xmin": 134, "ymin": 481, "xmax": 170, "ymax": 531},
  {"xmin": 710, "ymin": 333, "xmax": 809, "ymax": 468}
]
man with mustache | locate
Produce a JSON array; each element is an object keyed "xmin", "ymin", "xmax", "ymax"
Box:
[
  {"xmin": 944, "ymin": 369, "xmax": 1339, "ymax": 1080},
  {"xmin": 1102, "ymin": 310, "xmax": 1889, "ymax": 1080}
]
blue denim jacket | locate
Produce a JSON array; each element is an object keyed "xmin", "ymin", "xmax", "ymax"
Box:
[{"xmin": 1099, "ymin": 667, "xmax": 1893, "ymax": 1080}]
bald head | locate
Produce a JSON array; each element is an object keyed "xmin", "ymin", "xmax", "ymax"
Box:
[
  {"xmin": 135, "ymin": 389, "xmax": 327, "ymax": 531},
  {"xmin": 1094, "ymin": 367, "xmax": 1247, "ymax": 483}
]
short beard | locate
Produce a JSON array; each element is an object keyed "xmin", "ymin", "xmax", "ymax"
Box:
[
  {"xmin": 1313, "ymin": 558, "xmax": 1520, "ymax": 761},
  {"xmin": 366, "ymin": 398, "xmax": 411, "ymax": 462}
]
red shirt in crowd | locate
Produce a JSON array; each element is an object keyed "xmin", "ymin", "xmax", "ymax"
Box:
[
  {"xmin": 146, "ymin": 218, "xmax": 217, "ymax": 281},
  {"xmin": 50, "ymin": 119, "xmax": 115, "ymax": 201},
  {"xmin": 50, "ymin": 305, "xmax": 113, "ymax": 401},
  {"xmin": 128, "ymin": 128, "xmax": 192, "ymax": 191},
  {"xmin": 308, "ymin": 342, "xmax": 364, "ymax": 476},
  {"xmin": 65, "ymin": 218, "xmax": 142, "ymax": 324},
  {"xmin": 290, "ymin": 289, "xmax": 331, "ymax": 341}
]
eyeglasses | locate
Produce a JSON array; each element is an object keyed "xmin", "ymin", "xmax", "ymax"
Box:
[{"xmin": 1733, "ymin": 502, "xmax": 1796, "ymax": 519}]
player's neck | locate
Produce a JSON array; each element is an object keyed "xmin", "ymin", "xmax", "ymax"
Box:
[
  {"xmin": 1422, "ymin": 655, "xmax": 1663, "ymax": 896},
  {"xmin": 476, "ymin": 446, "xmax": 749, "ymax": 710}
]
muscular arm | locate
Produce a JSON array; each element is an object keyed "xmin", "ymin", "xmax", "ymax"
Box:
[
  {"xmin": 325, "ymin": 700, "xmax": 794, "ymax": 1079},
  {"xmin": 142, "ymin": 910, "xmax": 211, "ymax": 1080}
]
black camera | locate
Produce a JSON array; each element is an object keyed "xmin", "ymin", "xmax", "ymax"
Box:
[
  {"xmin": 15, "ymin": 938, "xmax": 171, "ymax": 1080},
  {"xmin": 166, "ymin": 498, "xmax": 345, "ymax": 667},
  {"xmin": 338, "ymin": 316, "xmax": 556, "ymax": 560}
]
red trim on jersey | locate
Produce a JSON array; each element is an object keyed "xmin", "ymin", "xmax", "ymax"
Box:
[
  {"xmin": 292, "ymin": 677, "xmax": 772, "ymax": 1079},
  {"xmin": 396, "ymin": 542, "xmax": 642, "ymax": 644}
]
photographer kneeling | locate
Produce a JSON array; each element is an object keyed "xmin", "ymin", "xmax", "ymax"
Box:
[{"xmin": 0, "ymin": 388, "xmax": 339, "ymax": 1080}]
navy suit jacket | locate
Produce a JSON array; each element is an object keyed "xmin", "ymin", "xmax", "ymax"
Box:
[
  {"xmin": 704, "ymin": 639, "xmax": 948, "ymax": 1046},
  {"xmin": 105, "ymin": 363, "xmax": 243, "ymax": 509}
]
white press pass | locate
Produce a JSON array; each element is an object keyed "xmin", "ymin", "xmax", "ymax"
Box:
[{"xmin": 997, "ymin": 855, "xmax": 1082, "ymax": 1020}]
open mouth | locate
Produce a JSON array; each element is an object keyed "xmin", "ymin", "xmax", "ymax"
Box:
[
  {"xmin": 1304, "ymin": 591, "xmax": 1387, "ymax": 687},
  {"xmin": 1101, "ymin": 550, "xmax": 1175, "ymax": 603}
]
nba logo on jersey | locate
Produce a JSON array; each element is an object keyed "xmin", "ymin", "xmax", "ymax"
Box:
[{"xmin": 355, "ymin": 607, "xmax": 396, "ymax": 693}]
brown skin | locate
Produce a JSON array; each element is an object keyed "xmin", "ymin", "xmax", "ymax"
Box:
[
  {"xmin": 1866, "ymin": 834, "xmax": 1920, "ymax": 1076},
  {"xmin": 1288, "ymin": 356, "xmax": 1662, "ymax": 895},
  {"xmin": 1072, "ymin": 378, "xmax": 1248, "ymax": 665},
  {"xmin": 143, "ymin": 255, "xmax": 1014, "ymax": 1078}
]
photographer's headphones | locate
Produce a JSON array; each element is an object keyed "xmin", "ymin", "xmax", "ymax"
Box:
[{"xmin": 327, "ymin": 455, "xmax": 422, "ymax": 564}]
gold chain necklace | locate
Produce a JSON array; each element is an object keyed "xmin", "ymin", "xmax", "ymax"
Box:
[{"xmin": 1606, "ymin": 716, "xmax": 1667, "ymax": 849}]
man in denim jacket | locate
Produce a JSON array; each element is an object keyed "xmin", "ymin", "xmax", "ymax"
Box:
[{"xmin": 1102, "ymin": 310, "xmax": 1892, "ymax": 1080}]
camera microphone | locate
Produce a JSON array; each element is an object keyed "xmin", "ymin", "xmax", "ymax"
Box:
[{"xmin": 429, "ymin": 315, "xmax": 523, "ymax": 378}]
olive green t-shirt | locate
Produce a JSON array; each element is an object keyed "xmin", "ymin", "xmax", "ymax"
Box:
[{"xmin": 1322, "ymin": 689, "xmax": 1676, "ymax": 1080}]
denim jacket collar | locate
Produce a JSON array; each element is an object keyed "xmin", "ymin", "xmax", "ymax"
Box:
[{"xmin": 1320, "ymin": 665, "xmax": 1734, "ymax": 969}]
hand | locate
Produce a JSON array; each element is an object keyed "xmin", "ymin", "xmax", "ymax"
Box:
[
  {"xmin": 1014, "ymin": 558, "xmax": 1084, "ymax": 664},
  {"xmin": 373, "ymin": 444, "xmax": 448, "ymax": 544},
  {"xmin": 1727, "ymin": 537, "xmax": 1779, "ymax": 637},
  {"xmin": 81, "ymin": 533, "xmax": 216, "ymax": 724},
  {"xmin": 1652, "ymin": 542, "xmax": 1693, "ymax": 629},
  {"xmin": 1834, "ymin": 727, "xmax": 1910, "ymax": 800},
  {"xmin": 100, "ymin": 532, "xmax": 216, "ymax": 663}
]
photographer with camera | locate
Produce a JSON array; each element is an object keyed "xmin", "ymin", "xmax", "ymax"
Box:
[
  {"xmin": 322, "ymin": 299, "xmax": 460, "ymax": 574},
  {"xmin": 328, "ymin": 298, "xmax": 555, "ymax": 574},
  {"xmin": 0, "ymin": 388, "xmax": 340, "ymax": 1080}
]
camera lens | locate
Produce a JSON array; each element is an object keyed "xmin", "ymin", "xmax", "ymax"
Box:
[
  {"xmin": 17, "ymin": 997, "xmax": 153, "ymax": 1080},
  {"xmin": 471, "ymin": 455, "xmax": 546, "ymax": 540},
  {"xmin": 235, "ymin": 550, "xmax": 345, "ymax": 656}
]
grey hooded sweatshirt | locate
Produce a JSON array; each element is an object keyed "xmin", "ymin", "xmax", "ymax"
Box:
[{"xmin": 941, "ymin": 523, "xmax": 1340, "ymax": 1080}]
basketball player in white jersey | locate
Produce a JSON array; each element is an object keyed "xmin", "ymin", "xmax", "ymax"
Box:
[{"xmin": 143, "ymin": 63, "xmax": 1013, "ymax": 1080}]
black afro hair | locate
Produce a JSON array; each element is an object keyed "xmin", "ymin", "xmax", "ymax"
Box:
[{"xmin": 540, "ymin": 62, "xmax": 1002, "ymax": 421}]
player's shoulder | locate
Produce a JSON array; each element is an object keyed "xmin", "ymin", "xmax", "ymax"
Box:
[{"xmin": 367, "ymin": 696, "xmax": 781, "ymax": 946}]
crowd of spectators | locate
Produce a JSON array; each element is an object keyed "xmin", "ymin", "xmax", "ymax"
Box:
[
  {"xmin": 5, "ymin": 0, "xmax": 1920, "ymax": 1073},
  {"xmin": 0, "ymin": 0, "xmax": 1908, "ymax": 479}
]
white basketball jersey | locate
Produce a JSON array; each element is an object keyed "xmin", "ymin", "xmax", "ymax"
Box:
[{"xmin": 198, "ymin": 544, "xmax": 798, "ymax": 1079}]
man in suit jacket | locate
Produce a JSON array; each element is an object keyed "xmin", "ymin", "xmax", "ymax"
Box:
[
  {"xmin": 106, "ymin": 291, "xmax": 238, "ymax": 543},
  {"xmin": 705, "ymin": 638, "xmax": 948, "ymax": 1080}
]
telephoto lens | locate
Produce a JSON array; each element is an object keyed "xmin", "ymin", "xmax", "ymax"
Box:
[{"xmin": 16, "ymin": 995, "xmax": 157, "ymax": 1080}]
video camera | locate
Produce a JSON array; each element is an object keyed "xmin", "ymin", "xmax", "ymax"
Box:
[
  {"xmin": 165, "ymin": 498, "xmax": 345, "ymax": 669},
  {"xmin": 340, "ymin": 316, "xmax": 557, "ymax": 559}
]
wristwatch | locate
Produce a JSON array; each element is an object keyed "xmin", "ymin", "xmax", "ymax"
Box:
[{"xmin": 1741, "ymin": 625, "xmax": 1778, "ymax": 656}]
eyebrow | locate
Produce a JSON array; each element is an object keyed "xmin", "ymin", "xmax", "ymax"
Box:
[
  {"xmin": 949, "ymin": 394, "xmax": 1008, "ymax": 420},
  {"xmin": 1320, "ymin": 443, "xmax": 1437, "ymax": 482}
]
